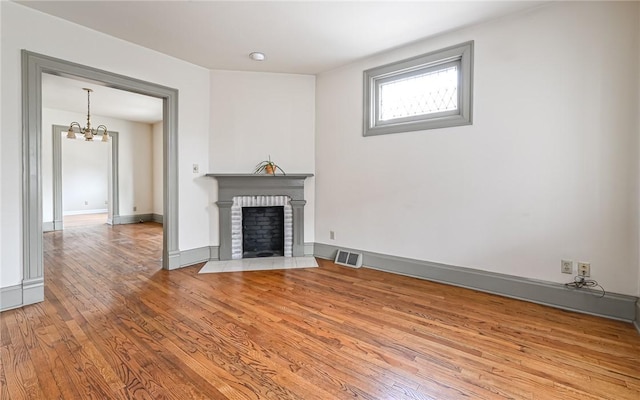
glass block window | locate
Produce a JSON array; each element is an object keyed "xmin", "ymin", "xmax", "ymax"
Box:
[{"xmin": 363, "ymin": 41, "xmax": 473, "ymax": 136}]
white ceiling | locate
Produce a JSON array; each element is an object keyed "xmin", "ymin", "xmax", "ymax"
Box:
[
  {"xmin": 20, "ymin": 1, "xmax": 545, "ymax": 75},
  {"xmin": 42, "ymin": 74, "xmax": 164, "ymax": 124},
  {"xmin": 30, "ymin": 1, "xmax": 545, "ymax": 122}
]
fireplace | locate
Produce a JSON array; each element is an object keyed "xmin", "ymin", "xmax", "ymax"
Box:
[
  {"xmin": 207, "ymin": 173, "xmax": 313, "ymax": 261},
  {"xmin": 242, "ymin": 206, "xmax": 284, "ymax": 258},
  {"xmin": 231, "ymin": 195, "xmax": 293, "ymax": 259}
]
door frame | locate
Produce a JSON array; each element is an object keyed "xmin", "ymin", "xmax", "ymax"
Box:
[
  {"xmin": 22, "ymin": 50, "xmax": 180, "ymax": 305},
  {"xmin": 51, "ymin": 125, "xmax": 119, "ymax": 229}
]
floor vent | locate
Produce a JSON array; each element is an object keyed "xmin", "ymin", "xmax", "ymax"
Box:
[{"xmin": 334, "ymin": 250, "xmax": 363, "ymax": 268}]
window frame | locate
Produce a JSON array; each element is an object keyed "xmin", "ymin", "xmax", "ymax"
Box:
[{"xmin": 363, "ymin": 41, "xmax": 474, "ymax": 137}]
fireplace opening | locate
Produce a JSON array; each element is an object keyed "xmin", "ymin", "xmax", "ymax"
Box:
[{"xmin": 242, "ymin": 206, "xmax": 284, "ymax": 258}]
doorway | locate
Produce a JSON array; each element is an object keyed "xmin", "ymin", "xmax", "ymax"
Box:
[
  {"xmin": 48, "ymin": 125, "xmax": 117, "ymax": 230},
  {"xmin": 22, "ymin": 50, "xmax": 180, "ymax": 306},
  {"xmin": 61, "ymin": 129, "xmax": 110, "ymax": 227}
]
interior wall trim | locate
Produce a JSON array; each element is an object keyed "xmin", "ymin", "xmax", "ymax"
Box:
[
  {"xmin": 314, "ymin": 243, "xmax": 638, "ymax": 322},
  {"xmin": 0, "ymin": 285, "xmax": 23, "ymax": 312},
  {"xmin": 113, "ymin": 214, "xmax": 154, "ymax": 225},
  {"xmin": 210, "ymin": 246, "xmax": 220, "ymax": 261},
  {"xmin": 304, "ymin": 242, "xmax": 314, "ymax": 256},
  {"xmin": 179, "ymin": 246, "xmax": 211, "ymax": 268},
  {"xmin": 21, "ymin": 50, "xmax": 180, "ymax": 309},
  {"xmin": 42, "ymin": 221, "xmax": 55, "ymax": 232}
]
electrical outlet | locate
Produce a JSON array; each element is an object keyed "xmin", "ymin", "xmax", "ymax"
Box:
[
  {"xmin": 192, "ymin": 164, "xmax": 199, "ymax": 174},
  {"xmin": 577, "ymin": 262, "xmax": 590, "ymax": 277},
  {"xmin": 329, "ymin": 231, "xmax": 335, "ymax": 240},
  {"xmin": 133, "ymin": 206, "xmax": 137, "ymax": 212},
  {"xmin": 84, "ymin": 200, "xmax": 88, "ymax": 205},
  {"xmin": 561, "ymin": 259, "xmax": 573, "ymax": 274}
]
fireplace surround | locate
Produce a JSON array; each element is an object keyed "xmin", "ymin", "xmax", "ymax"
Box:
[
  {"xmin": 232, "ymin": 195, "xmax": 292, "ymax": 259},
  {"xmin": 207, "ymin": 174, "xmax": 313, "ymax": 260}
]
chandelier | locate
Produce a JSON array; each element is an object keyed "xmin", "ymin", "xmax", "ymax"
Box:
[{"xmin": 67, "ymin": 88, "xmax": 108, "ymax": 142}]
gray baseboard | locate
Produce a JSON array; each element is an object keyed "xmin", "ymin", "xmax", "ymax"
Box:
[
  {"xmin": 152, "ymin": 213, "xmax": 164, "ymax": 224},
  {"xmin": 43, "ymin": 220, "xmax": 63, "ymax": 232},
  {"xmin": 0, "ymin": 284, "xmax": 23, "ymax": 311},
  {"xmin": 163, "ymin": 246, "xmax": 219, "ymax": 271},
  {"xmin": 304, "ymin": 242, "xmax": 314, "ymax": 256},
  {"xmin": 314, "ymin": 243, "xmax": 638, "ymax": 323},
  {"xmin": 43, "ymin": 221, "xmax": 54, "ymax": 232},
  {"xmin": 1, "ymin": 278, "xmax": 45, "ymax": 312},
  {"xmin": 113, "ymin": 214, "xmax": 154, "ymax": 225},
  {"xmin": 23, "ymin": 277, "xmax": 45, "ymax": 305},
  {"xmin": 179, "ymin": 246, "xmax": 211, "ymax": 268},
  {"xmin": 210, "ymin": 246, "xmax": 220, "ymax": 261},
  {"xmin": 166, "ymin": 250, "xmax": 181, "ymax": 270}
]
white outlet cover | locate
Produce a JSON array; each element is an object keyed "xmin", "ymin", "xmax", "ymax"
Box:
[{"xmin": 561, "ymin": 260, "xmax": 573, "ymax": 274}]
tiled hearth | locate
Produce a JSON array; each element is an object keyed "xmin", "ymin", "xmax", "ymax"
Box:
[{"xmin": 198, "ymin": 256, "xmax": 318, "ymax": 274}]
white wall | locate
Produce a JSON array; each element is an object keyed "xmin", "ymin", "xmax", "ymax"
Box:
[
  {"xmin": 117, "ymin": 118, "xmax": 153, "ymax": 216},
  {"xmin": 152, "ymin": 121, "xmax": 163, "ymax": 216},
  {"xmin": 61, "ymin": 136, "xmax": 109, "ymax": 214},
  {"xmin": 315, "ymin": 2, "xmax": 640, "ymax": 296},
  {"xmin": 209, "ymin": 70, "xmax": 316, "ymax": 245},
  {"xmin": 1, "ymin": 2, "xmax": 210, "ymax": 288},
  {"xmin": 42, "ymin": 108, "xmax": 155, "ymax": 220}
]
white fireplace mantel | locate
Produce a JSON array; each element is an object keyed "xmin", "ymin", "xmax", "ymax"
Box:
[{"xmin": 206, "ymin": 173, "xmax": 313, "ymax": 260}]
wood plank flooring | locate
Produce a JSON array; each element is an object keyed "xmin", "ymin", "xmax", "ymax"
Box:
[
  {"xmin": 1, "ymin": 222, "xmax": 639, "ymax": 399},
  {"xmin": 62, "ymin": 213, "xmax": 108, "ymax": 228}
]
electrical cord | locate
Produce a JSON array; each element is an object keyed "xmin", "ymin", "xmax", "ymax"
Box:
[{"xmin": 564, "ymin": 276, "xmax": 606, "ymax": 298}]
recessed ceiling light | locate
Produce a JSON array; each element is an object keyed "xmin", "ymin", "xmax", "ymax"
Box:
[{"xmin": 249, "ymin": 52, "xmax": 266, "ymax": 61}]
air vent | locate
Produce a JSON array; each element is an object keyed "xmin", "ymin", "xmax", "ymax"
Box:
[{"xmin": 334, "ymin": 249, "xmax": 363, "ymax": 268}]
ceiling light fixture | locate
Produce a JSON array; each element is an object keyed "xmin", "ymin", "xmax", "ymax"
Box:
[
  {"xmin": 67, "ymin": 88, "xmax": 108, "ymax": 142},
  {"xmin": 249, "ymin": 52, "xmax": 266, "ymax": 61}
]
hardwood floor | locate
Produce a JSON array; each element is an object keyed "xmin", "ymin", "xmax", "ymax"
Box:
[
  {"xmin": 62, "ymin": 212, "xmax": 108, "ymax": 228},
  {"xmin": 1, "ymin": 222, "xmax": 639, "ymax": 399}
]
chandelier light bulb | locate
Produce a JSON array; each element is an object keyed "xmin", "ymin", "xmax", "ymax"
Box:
[{"xmin": 67, "ymin": 88, "xmax": 108, "ymax": 142}]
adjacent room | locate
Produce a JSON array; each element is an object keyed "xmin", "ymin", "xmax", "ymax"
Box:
[
  {"xmin": 41, "ymin": 74, "xmax": 164, "ymax": 230},
  {"xmin": 1, "ymin": 1, "xmax": 639, "ymax": 399}
]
